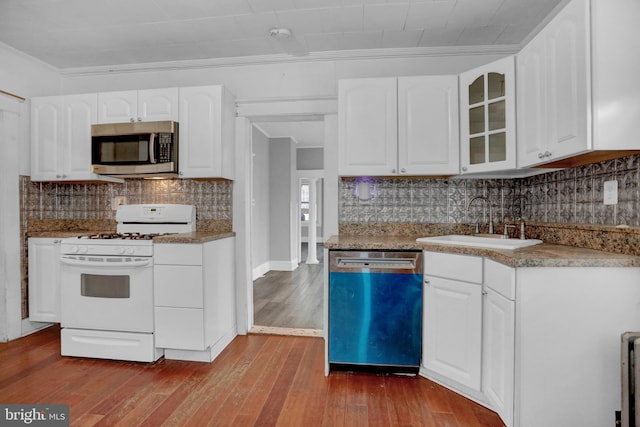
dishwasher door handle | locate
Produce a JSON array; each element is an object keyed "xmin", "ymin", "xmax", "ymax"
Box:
[{"xmin": 336, "ymin": 257, "xmax": 416, "ymax": 270}]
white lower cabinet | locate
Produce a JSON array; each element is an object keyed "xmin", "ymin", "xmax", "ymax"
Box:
[
  {"xmin": 28, "ymin": 238, "xmax": 61, "ymax": 323},
  {"xmin": 422, "ymin": 252, "xmax": 483, "ymax": 392},
  {"xmin": 153, "ymin": 237, "xmax": 236, "ymax": 362},
  {"xmin": 482, "ymin": 259, "xmax": 515, "ymax": 427},
  {"xmin": 422, "ymin": 251, "xmax": 640, "ymax": 427}
]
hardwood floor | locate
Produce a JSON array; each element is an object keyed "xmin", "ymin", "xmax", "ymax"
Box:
[
  {"xmin": 0, "ymin": 326, "xmax": 504, "ymax": 426},
  {"xmin": 253, "ymin": 243, "xmax": 324, "ymax": 330}
]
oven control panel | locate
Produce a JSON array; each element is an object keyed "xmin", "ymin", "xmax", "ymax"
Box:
[{"xmin": 60, "ymin": 242, "xmax": 153, "ymax": 257}]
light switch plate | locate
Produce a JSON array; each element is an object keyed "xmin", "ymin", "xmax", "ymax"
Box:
[{"xmin": 604, "ymin": 180, "xmax": 618, "ymax": 205}]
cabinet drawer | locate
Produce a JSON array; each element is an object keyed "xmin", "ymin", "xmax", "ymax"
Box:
[
  {"xmin": 154, "ymin": 244, "xmax": 202, "ymax": 265},
  {"xmin": 155, "ymin": 307, "xmax": 204, "ymax": 350},
  {"xmin": 424, "ymin": 251, "xmax": 482, "ymax": 284},
  {"xmin": 484, "ymin": 259, "xmax": 515, "ymax": 300},
  {"xmin": 154, "ymin": 265, "xmax": 203, "ymax": 307}
]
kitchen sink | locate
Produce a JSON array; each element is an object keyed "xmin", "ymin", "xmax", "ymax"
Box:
[{"xmin": 416, "ymin": 234, "xmax": 543, "ymax": 250}]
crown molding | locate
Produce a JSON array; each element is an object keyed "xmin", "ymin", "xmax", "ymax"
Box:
[{"xmin": 58, "ymin": 44, "xmax": 522, "ymax": 77}]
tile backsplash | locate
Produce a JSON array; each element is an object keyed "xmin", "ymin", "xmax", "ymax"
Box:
[
  {"xmin": 339, "ymin": 154, "xmax": 640, "ymax": 228},
  {"xmin": 20, "ymin": 177, "xmax": 233, "ymax": 224}
]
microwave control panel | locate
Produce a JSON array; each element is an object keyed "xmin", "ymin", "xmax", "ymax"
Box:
[{"xmin": 158, "ymin": 133, "xmax": 172, "ymax": 163}]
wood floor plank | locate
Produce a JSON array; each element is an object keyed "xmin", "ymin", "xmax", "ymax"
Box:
[{"xmin": 0, "ymin": 327, "xmax": 504, "ymax": 427}]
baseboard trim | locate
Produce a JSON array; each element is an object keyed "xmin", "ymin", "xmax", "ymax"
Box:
[{"xmin": 250, "ymin": 325, "xmax": 323, "ymax": 337}]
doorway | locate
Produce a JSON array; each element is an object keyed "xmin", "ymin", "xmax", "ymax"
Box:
[{"xmin": 248, "ymin": 119, "xmax": 325, "ymax": 336}]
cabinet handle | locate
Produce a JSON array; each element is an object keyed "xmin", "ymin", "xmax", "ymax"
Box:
[
  {"xmin": 424, "ymin": 279, "xmax": 430, "ymax": 285},
  {"xmin": 545, "ymin": 151, "xmax": 552, "ymax": 158},
  {"xmin": 53, "ymin": 239, "xmax": 61, "ymax": 244},
  {"xmin": 56, "ymin": 174, "xmax": 61, "ymax": 178},
  {"xmin": 400, "ymin": 168, "xmax": 406, "ymax": 173},
  {"xmin": 179, "ymin": 171, "xmax": 183, "ymax": 176},
  {"xmin": 391, "ymin": 168, "xmax": 396, "ymax": 174},
  {"xmin": 482, "ymin": 290, "xmax": 488, "ymax": 295},
  {"xmin": 138, "ymin": 117, "xmax": 142, "ymax": 122},
  {"xmin": 538, "ymin": 152, "xmax": 545, "ymax": 159},
  {"xmin": 130, "ymin": 118, "xmax": 135, "ymax": 123},
  {"xmin": 462, "ymin": 166, "xmax": 468, "ymax": 172}
]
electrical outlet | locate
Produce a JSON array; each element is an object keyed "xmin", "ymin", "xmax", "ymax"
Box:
[
  {"xmin": 111, "ymin": 196, "xmax": 127, "ymax": 210},
  {"xmin": 604, "ymin": 180, "xmax": 618, "ymax": 205}
]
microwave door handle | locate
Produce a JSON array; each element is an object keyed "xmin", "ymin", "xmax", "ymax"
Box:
[{"xmin": 149, "ymin": 133, "xmax": 157, "ymax": 164}]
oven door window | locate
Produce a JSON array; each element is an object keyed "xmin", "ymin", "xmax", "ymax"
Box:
[{"xmin": 81, "ymin": 274, "xmax": 130, "ymax": 298}]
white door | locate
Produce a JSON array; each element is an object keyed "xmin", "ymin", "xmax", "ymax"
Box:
[
  {"xmin": 28, "ymin": 238, "xmax": 61, "ymax": 323},
  {"xmin": 398, "ymin": 75, "xmax": 459, "ymax": 176},
  {"xmin": 179, "ymin": 86, "xmax": 223, "ymax": 178},
  {"xmin": 64, "ymin": 94, "xmax": 97, "ymax": 180},
  {"xmin": 482, "ymin": 287, "xmax": 515, "ymax": 426},
  {"xmin": 423, "ymin": 275, "xmax": 482, "ymax": 390},
  {"xmin": 138, "ymin": 88, "xmax": 179, "ymax": 122},
  {"xmin": 338, "ymin": 78, "xmax": 398, "ymax": 176},
  {"xmin": 31, "ymin": 96, "xmax": 64, "ymax": 181},
  {"xmin": 545, "ymin": 0, "xmax": 590, "ymax": 160},
  {"xmin": 517, "ymin": 32, "xmax": 548, "ymax": 167},
  {"xmin": 459, "ymin": 57, "xmax": 516, "ymax": 174},
  {"xmin": 98, "ymin": 91, "xmax": 137, "ymax": 123}
]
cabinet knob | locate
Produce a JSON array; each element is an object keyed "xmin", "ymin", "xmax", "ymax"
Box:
[
  {"xmin": 545, "ymin": 151, "xmax": 552, "ymax": 158},
  {"xmin": 462, "ymin": 167, "xmax": 468, "ymax": 172},
  {"xmin": 424, "ymin": 279, "xmax": 430, "ymax": 285},
  {"xmin": 482, "ymin": 290, "xmax": 488, "ymax": 295},
  {"xmin": 130, "ymin": 118, "xmax": 135, "ymax": 123},
  {"xmin": 137, "ymin": 117, "xmax": 142, "ymax": 122},
  {"xmin": 538, "ymin": 152, "xmax": 545, "ymax": 159},
  {"xmin": 179, "ymin": 171, "xmax": 183, "ymax": 176},
  {"xmin": 391, "ymin": 168, "xmax": 396, "ymax": 174},
  {"xmin": 400, "ymin": 168, "xmax": 406, "ymax": 174}
]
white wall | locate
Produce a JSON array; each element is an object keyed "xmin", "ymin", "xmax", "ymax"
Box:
[
  {"xmin": 251, "ymin": 126, "xmax": 270, "ymax": 278},
  {"xmin": 0, "ymin": 43, "xmax": 62, "ymax": 341},
  {"xmin": 269, "ymin": 137, "xmax": 297, "ymax": 269}
]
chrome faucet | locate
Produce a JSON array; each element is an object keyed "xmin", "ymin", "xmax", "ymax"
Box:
[{"xmin": 466, "ymin": 196, "xmax": 494, "ymax": 234}]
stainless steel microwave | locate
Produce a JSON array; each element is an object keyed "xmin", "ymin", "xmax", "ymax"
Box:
[{"xmin": 91, "ymin": 121, "xmax": 178, "ymax": 177}]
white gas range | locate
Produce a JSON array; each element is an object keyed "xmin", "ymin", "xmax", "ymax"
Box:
[{"xmin": 59, "ymin": 204, "xmax": 195, "ymax": 362}]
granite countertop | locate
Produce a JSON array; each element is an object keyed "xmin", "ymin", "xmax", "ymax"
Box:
[
  {"xmin": 28, "ymin": 230, "xmax": 235, "ymax": 244},
  {"xmin": 324, "ymin": 235, "xmax": 640, "ymax": 268},
  {"xmin": 152, "ymin": 231, "xmax": 235, "ymax": 244}
]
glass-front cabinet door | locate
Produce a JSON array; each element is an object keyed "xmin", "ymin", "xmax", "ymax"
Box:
[{"xmin": 460, "ymin": 56, "xmax": 516, "ymax": 174}]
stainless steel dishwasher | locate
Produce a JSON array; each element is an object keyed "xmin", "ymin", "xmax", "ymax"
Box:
[{"xmin": 328, "ymin": 250, "xmax": 423, "ymax": 371}]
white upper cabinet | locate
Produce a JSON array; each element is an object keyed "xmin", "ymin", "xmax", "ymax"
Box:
[
  {"xmin": 31, "ymin": 94, "xmax": 121, "ymax": 182},
  {"xmin": 517, "ymin": 0, "xmax": 589, "ymax": 167},
  {"xmin": 98, "ymin": 88, "xmax": 178, "ymax": 123},
  {"xmin": 459, "ymin": 56, "xmax": 516, "ymax": 174},
  {"xmin": 178, "ymin": 85, "xmax": 236, "ymax": 179},
  {"xmin": 338, "ymin": 78, "xmax": 398, "ymax": 176},
  {"xmin": 398, "ymin": 76, "xmax": 460, "ymax": 176},
  {"xmin": 338, "ymin": 76, "xmax": 459, "ymax": 176},
  {"xmin": 518, "ymin": 0, "xmax": 640, "ymax": 168}
]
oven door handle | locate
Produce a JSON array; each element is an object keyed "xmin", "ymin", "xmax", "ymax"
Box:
[{"xmin": 60, "ymin": 257, "xmax": 152, "ymax": 268}]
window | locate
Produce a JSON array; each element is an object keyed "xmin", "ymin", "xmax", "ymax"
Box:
[{"xmin": 301, "ymin": 183, "xmax": 310, "ymax": 222}]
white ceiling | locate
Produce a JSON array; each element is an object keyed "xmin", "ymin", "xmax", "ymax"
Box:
[
  {"xmin": 0, "ymin": 0, "xmax": 564, "ymax": 71},
  {"xmin": 0, "ymin": 0, "xmax": 566, "ymax": 148}
]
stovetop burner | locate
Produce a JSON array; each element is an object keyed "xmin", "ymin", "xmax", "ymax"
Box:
[{"xmin": 78, "ymin": 232, "xmax": 173, "ymax": 240}]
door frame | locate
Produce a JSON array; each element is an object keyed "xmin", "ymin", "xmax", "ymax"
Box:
[{"xmin": 234, "ymin": 97, "xmax": 337, "ymax": 334}]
